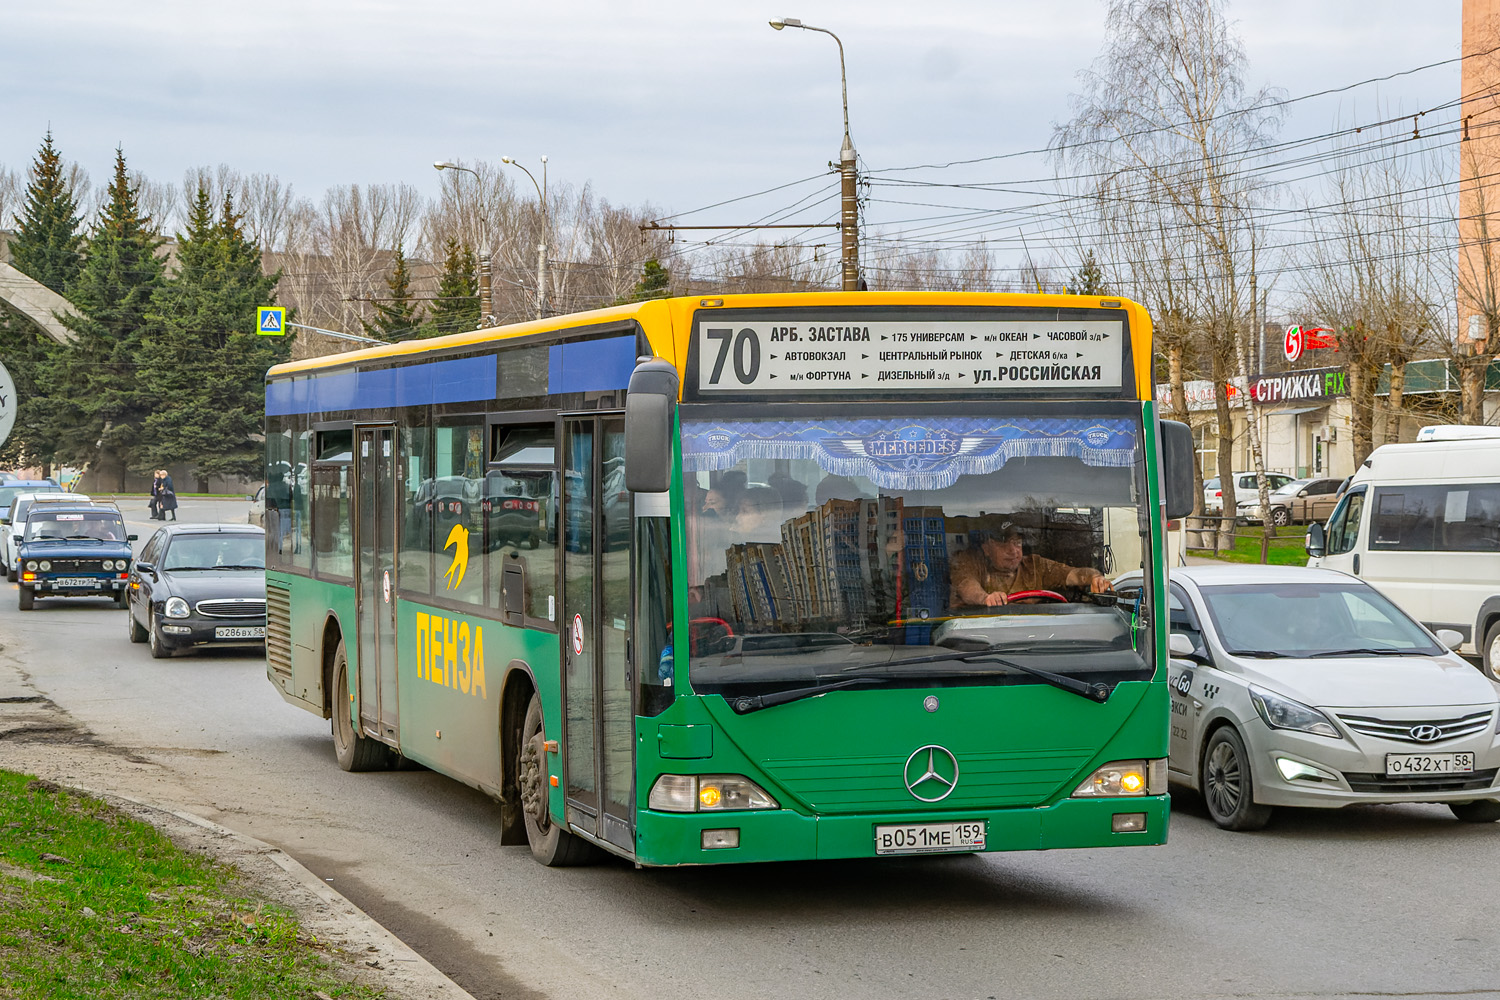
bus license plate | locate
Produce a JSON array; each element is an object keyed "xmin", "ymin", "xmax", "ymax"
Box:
[
  {"xmin": 874, "ymin": 821, "xmax": 986, "ymax": 855},
  {"xmin": 1386, "ymin": 752, "xmax": 1474, "ymax": 776},
  {"xmin": 215, "ymin": 626, "xmax": 265, "ymax": 639},
  {"xmin": 54, "ymin": 577, "xmax": 94, "ymax": 588}
]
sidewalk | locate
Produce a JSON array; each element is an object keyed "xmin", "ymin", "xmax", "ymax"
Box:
[{"xmin": 0, "ymin": 613, "xmax": 476, "ymax": 1000}]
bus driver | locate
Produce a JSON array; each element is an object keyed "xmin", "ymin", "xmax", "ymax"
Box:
[{"xmin": 949, "ymin": 522, "xmax": 1112, "ymax": 607}]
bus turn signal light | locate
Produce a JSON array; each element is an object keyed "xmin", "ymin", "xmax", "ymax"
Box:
[{"xmin": 1072, "ymin": 760, "xmax": 1155, "ymax": 798}]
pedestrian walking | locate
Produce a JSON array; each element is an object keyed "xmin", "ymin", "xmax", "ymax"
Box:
[
  {"xmin": 156, "ymin": 470, "xmax": 178, "ymax": 521},
  {"xmin": 148, "ymin": 471, "xmax": 163, "ymax": 520}
]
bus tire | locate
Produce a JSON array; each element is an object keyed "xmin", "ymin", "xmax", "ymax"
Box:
[
  {"xmin": 331, "ymin": 639, "xmax": 392, "ymax": 772},
  {"xmin": 1483, "ymin": 619, "xmax": 1500, "ymax": 682},
  {"xmin": 1201, "ymin": 726, "xmax": 1272, "ymax": 831},
  {"xmin": 518, "ymin": 692, "xmax": 600, "ymax": 866}
]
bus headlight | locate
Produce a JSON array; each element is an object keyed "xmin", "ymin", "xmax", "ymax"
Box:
[
  {"xmin": 1072, "ymin": 760, "xmax": 1159, "ymax": 797},
  {"xmin": 648, "ymin": 774, "xmax": 778, "ymax": 813},
  {"xmin": 164, "ymin": 597, "xmax": 190, "ymax": 619}
]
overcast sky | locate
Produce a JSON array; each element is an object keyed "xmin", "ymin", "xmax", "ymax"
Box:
[{"xmin": 0, "ymin": 0, "xmax": 1462, "ymax": 269}]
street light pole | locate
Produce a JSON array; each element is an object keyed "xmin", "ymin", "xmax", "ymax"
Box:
[
  {"xmin": 432, "ymin": 160, "xmax": 494, "ymax": 327},
  {"xmin": 503, "ymin": 156, "xmax": 548, "ymax": 320},
  {"xmin": 770, "ymin": 17, "xmax": 860, "ymax": 291}
]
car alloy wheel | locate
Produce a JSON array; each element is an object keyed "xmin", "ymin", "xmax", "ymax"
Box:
[
  {"xmin": 1270, "ymin": 507, "xmax": 1290, "ymax": 527},
  {"xmin": 1201, "ymin": 727, "xmax": 1272, "ymax": 831}
]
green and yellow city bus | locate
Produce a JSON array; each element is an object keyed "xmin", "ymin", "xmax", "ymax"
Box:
[{"xmin": 263, "ymin": 291, "xmax": 1195, "ymax": 866}]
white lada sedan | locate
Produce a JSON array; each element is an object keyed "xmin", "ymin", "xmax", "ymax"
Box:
[{"xmin": 1113, "ymin": 565, "xmax": 1500, "ymax": 830}]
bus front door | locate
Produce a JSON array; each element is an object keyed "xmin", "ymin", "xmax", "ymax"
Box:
[
  {"xmin": 561, "ymin": 415, "xmax": 634, "ymax": 853},
  {"xmin": 355, "ymin": 425, "xmax": 399, "ymax": 746}
]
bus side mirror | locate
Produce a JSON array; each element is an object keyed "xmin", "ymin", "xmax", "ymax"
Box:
[
  {"xmin": 1305, "ymin": 522, "xmax": 1326, "ymax": 559},
  {"xmin": 624, "ymin": 357, "xmax": 679, "ymax": 494},
  {"xmin": 1159, "ymin": 419, "xmax": 1195, "ymax": 520}
]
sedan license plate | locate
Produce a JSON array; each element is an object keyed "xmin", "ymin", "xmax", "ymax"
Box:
[
  {"xmin": 215, "ymin": 626, "xmax": 265, "ymax": 639},
  {"xmin": 53, "ymin": 577, "xmax": 95, "ymax": 588},
  {"xmin": 874, "ymin": 821, "xmax": 986, "ymax": 855},
  {"xmin": 1386, "ymin": 752, "xmax": 1475, "ymax": 776}
]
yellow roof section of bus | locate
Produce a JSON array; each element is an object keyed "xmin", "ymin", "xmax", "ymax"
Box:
[{"xmin": 267, "ymin": 292, "xmax": 1154, "ymax": 401}]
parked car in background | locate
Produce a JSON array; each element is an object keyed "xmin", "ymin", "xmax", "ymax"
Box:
[
  {"xmin": 1204, "ymin": 472, "xmax": 1295, "ymax": 514},
  {"xmin": 1116, "ymin": 564, "xmax": 1500, "ymax": 831},
  {"xmin": 126, "ymin": 523, "xmax": 266, "ymax": 659},
  {"xmin": 0, "ymin": 480, "xmax": 62, "ymax": 526},
  {"xmin": 16, "ymin": 501, "xmax": 135, "ymax": 611},
  {"xmin": 4, "ymin": 489, "xmax": 85, "ymax": 581},
  {"xmin": 1236, "ymin": 476, "xmax": 1344, "ymax": 526},
  {"xmin": 247, "ymin": 484, "xmax": 266, "ymax": 526}
]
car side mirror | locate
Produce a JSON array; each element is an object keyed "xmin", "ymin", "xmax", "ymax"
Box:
[
  {"xmin": 1435, "ymin": 628, "xmax": 1465, "ymax": 651},
  {"xmin": 1305, "ymin": 522, "xmax": 1326, "ymax": 558},
  {"xmin": 1158, "ymin": 420, "xmax": 1196, "ymax": 520},
  {"xmin": 1168, "ymin": 633, "xmax": 1195, "ymax": 657},
  {"xmin": 624, "ymin": 357, "xmax": 679, "ymax": 494},
  {"xmin": 134, "ymin": 561, "xmax": 154, "ymax": 575},
  {"xmin": 246, "ymin": 494, "xmax": 256, "ymax": 501},
  {"xmin": 127, "ymin": 534, "xmax": 138, "ymax": 542}
]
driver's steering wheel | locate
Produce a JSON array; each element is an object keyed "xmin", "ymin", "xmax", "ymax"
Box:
[{"xmin": 1006, "ymin": 589, "xmax": 1069, "ymax": 604}]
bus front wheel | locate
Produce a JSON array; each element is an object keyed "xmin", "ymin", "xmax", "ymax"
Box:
[
  {"xmin": 331, "ymin": 640, "xmax": 392, "ymax": 772},
  {"xmin": 518, "ymin": 693, "xmax": 600, "ymax": 866}
]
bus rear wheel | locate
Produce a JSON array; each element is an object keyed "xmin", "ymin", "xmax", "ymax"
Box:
[
  {"xmin": 518, "ymin": 693, "xmax": 599, "ymax": 866},
  {"xmin": 331, "ymin": 640, "xmax": 392, "ymax": 772}
]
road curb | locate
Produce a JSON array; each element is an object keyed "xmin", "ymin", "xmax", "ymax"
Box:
[{"xmin": 95, "ymin": 789, "xmax": 479, "ymax": 1000}]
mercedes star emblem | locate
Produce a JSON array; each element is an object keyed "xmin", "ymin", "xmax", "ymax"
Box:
[{"xmin": 904, "ymin": 744, "xmax": 959, "ymax": 802}]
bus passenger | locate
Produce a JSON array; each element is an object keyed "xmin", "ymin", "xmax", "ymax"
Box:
[{"xmin": 949, "ymin": 522, "xmax": 1112, "ymax": 607}]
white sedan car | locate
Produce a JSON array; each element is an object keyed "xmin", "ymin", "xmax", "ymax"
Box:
[{"xmin": 1114, "ymin": 565, "xmax": 1500, "ymax": 830}]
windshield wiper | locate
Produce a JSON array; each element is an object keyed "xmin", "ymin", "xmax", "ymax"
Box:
[
  {"xmin": 211, "ymin": 564, "xmax": 264, "ymax": 570},
  {"xmin": 1227, "ymin": 649, "xmax": 1292, "ymax": 658},
  {"xmin": 1306, "ymin": 646, "xmax": 1414, "ymax": 658},
  {"xmin": 727, "ymin": 676, "xmax": 889, "ymax": 713},
  {"xmin": 64, "ymin": 535, "xmax": 105, "ymax": 541},
  {"xmin": 847, "ymin": 645, "xmax": 1113, "ymax": 703}
]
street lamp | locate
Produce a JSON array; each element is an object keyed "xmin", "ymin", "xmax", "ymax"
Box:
[
  {"xmin": 433, "ymin": 160, "xmax": 495, "ymax": 327},
  {"xmin": 502, "ymin": 155, "xmax": 549, "ymax": 320},
  {"xmin": 769, "ymin": 16, "xmax": 860, "ymax": 291}
]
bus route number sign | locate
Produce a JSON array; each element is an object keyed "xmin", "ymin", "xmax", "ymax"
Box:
[{"xmin": 696, "ymin": 319, "xmax": 1124, "ymax": 393}]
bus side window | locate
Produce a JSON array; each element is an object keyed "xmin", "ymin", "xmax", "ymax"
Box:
[
  {"xmin": 488, "ymin": 424, "xmax": 558, "ymax": 626},
  {"xmin": 433, "ymin": 421, "xmax": 485, "ymax": 607},
  {"xmin": 636, "ymin": 515, "xmax": 674, "ymax": 717}
]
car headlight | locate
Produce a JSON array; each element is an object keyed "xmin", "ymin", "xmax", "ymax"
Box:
[
  {"xmin": 164, "ymin": 597, "xmax": 190, "ymax": 619},
  {"xmin": 648, "ymin": 774, "xmax": 778, "ymax": 812},
  {"xmin": 25, "ymin": 560, "xmax": 38, "ymax": 572},
  {"xmin": 1250, "ymin": 686, "xmax": 1341, "ymax": 738},
  {"xmin": 102, "ymin": 559, "xmax": 116, "ymax": 571},
  {"xmin": 1072, "ymin": 759, "xmax": 1166, "ymax": 797},
  {"xmin": 38, "ymin": 560, "xmax": 50, "ymax": 571}
]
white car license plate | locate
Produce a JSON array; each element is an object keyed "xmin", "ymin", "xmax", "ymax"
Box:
[
  {"xmin": 1386, "ymin": 752, "xmax": 1475, "ymax": 776},
  {"xmin": 54, "ymin": 577, "xmax": 95, "ymax": 588},
  {"xmin": 215, "ymin": 626, "xmax": 265, "ymax": 639},
  {"xmin": 874, "ymin": 821, "xmax": 986, "ymax": 855}
]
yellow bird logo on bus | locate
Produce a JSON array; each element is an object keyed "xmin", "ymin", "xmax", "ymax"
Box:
[{"xmin": 443, "ymin": 524, "xmax": 470, "ymax": 590}]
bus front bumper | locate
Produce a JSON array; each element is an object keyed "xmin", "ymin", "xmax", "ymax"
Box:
[{"xmin": 634, "ymin": 794, "xmax": 1168, "ymax": 866}]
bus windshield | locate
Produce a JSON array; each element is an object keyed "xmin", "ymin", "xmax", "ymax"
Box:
[{"xmin": 681, "ymin": 404, "xmax": 1152, "ymax": 695}]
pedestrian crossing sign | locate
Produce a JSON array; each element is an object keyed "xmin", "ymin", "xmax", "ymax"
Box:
[{"xmin": 257, "ymin": 307, "xmax": 285, "ymax": 336}]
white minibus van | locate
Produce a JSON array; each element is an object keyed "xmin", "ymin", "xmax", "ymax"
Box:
[{"xmin": 1307, "ymin": 435, "xmax": 1500, "ymax": 677}]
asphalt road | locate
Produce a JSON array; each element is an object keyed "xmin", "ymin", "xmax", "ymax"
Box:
[{"xmin": 0, "ymin": 495, "xmax": 1497, "ymax": 1000}]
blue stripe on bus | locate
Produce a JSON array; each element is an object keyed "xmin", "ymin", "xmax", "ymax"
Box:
[
  {"xmin": 547, "ymin": 336, "xmax": 635, "ymax": 394},
  {"xmin": 267, "ymin": 356, "xmax": 498, "ymax": 415}
]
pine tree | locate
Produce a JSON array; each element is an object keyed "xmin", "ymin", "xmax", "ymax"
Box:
[
  {"xmin": 9, "ymin": 131, "xmax": 84, "ymax": 295},
  {"xmin": 55, "ymin": 148, "xmax": 167, "ymax": 487},
  {"xmin": 0, "ymin": 132, "xmax": 84, "ymax": 471},
  {"xmin": 1067, "ymin": 250, "xmax": 1108, "ymax": 296},
  {"xmin": 361, "ymin": 243, "xmax": 423, "ymax": 341},
  {"xmin": 424, "ymin": 238, "xmax": 478, "ymax": 337},
  {"xmin": 618, "ymin": 258, "xmax": 671, "ymax": 304},
  {"xmin": 136, "ymin": 186, "xmax": 287, "ymax": 486}
]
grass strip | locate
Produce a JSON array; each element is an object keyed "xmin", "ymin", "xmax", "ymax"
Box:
[
  {"xmin": 1188, "ymin": 525, "xmax": 1309, "ymax": 566},
  {"xmin": 0, "ymin": 770, "xmax": 384, "ymax": 1000}
]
